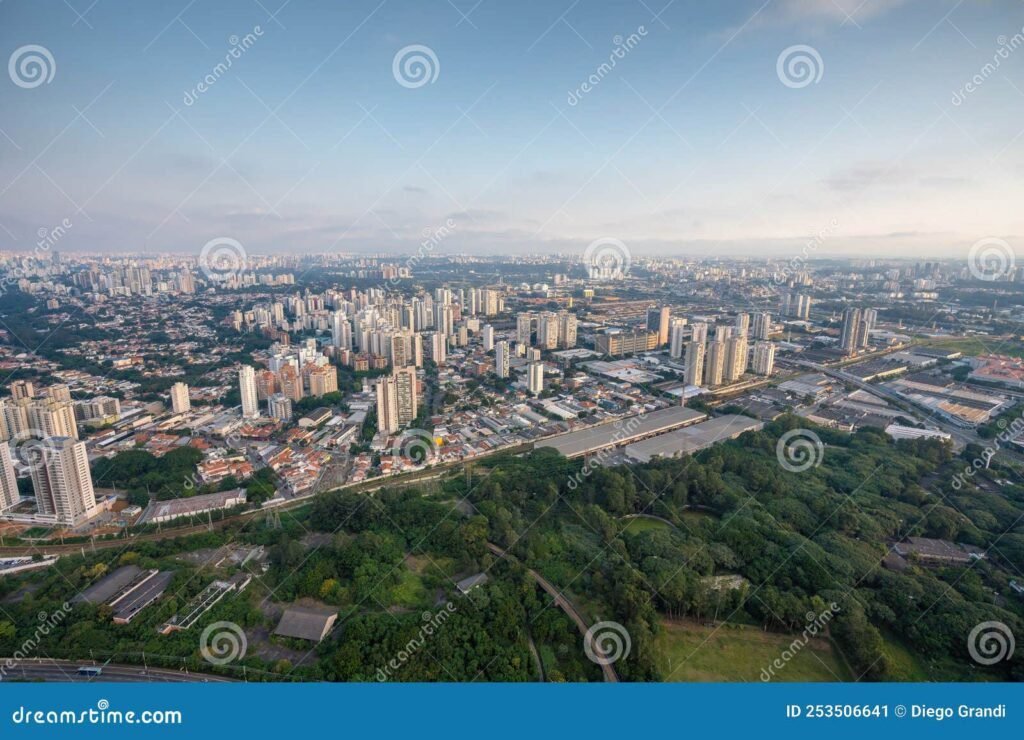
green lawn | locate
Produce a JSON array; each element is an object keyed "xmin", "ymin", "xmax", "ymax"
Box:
[
  {"xmin": 656, "ymin": 619, "xmax": 851, "ymax": 683},
  {"xmin": 879, "ymin": 632, "xmax": 931, "ymax": 681},
  {"xmin": 919, "ymin": 336, "xmax": 1024, "ymax": 358},
  {"xmin": 388, "ymin": 570, "xmax": 427, "ymax": 608}
]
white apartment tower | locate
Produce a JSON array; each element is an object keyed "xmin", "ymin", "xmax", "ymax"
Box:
[
  {"xmin": 752, "ymin": 341, "xmax": 776, "ymax": 376},
  {"xmin": 30, "ymin": 437, "xmax": 97, "ymax": 525},
  {"xmin": 0, "ymin": 444, "xmax": 19, "ymax": 513},
  {"xmin": 528, "ymin": 362, "xmax": 544, "ymax": 395},
  {"xmin": 170, "ymin": 382, "xmax": 191, "ymax": 414},
  {"xmin": 684, "ymin": 342, "xmax": 705, "ymax": 386},
  {"xmin": 495, "ymin": 341, "xmax": 510, "ymax": 379},
  {"xmin": 239, "ymin": 365, "xmax": 260, "ymax": 418}
]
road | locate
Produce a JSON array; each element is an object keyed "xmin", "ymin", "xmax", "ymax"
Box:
[
  {"xmin": 0, "ymin": 658, "xmax": 236, "ymax": 683},
  {"xmin": 486, "ymin": 542, "xmax": 619, "ymax": 682},
  {"xmin": 796, "ymin": 359, "xmax": 982, "ymax": 449}
]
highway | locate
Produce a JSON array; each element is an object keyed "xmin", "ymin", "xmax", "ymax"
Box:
[{"xmin": 0, "ymin": 658, "xmax": 236, "ymax": 682}]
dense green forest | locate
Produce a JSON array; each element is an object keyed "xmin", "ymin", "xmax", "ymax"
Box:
[{"xmin": 2, "ymin": 417, "xmax": 1022, "ymax": 682}]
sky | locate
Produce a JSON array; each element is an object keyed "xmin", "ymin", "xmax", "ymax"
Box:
[{"xmin": 0, "ymin": 0, "xmax": 1022, "ymax": 260}]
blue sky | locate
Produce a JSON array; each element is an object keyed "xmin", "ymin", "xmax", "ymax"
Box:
[{"xmin": 1, "ymin": 0, "xmax": 1022, "ymax": 258}]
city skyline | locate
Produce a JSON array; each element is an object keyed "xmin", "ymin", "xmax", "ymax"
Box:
[{"xmin": 1, "ymin": 0, "xmax": 1022, "ymax": 260}]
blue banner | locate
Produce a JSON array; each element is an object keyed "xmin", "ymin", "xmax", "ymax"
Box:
[{"xmin": 1, "ymin": 683, "xmax": 1021, "ymax": 738}]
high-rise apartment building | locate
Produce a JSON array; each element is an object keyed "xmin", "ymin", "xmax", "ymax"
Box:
[
  {"xmin": 170, "ymin": 382, "xmax": 191, "ymax": 414},
  {"xmin": 528, "ymin": 362, "xmax": 544, "ymax": 395},
  {"xmin": 0, "ymin": 444, "xmax": 19, "ymax": 513},
  {"xmin": 239, "ymin": 365, "xmax": 260, "ymax": 418},
  {"xmin": 684, "ymin": 341, "xmax": 705, "ymax": 386},
  {"xmin": 724, "ymin": 336, "xmax": 748, "ymax": 382},
  {"xmin": 752, "ymin": 341, "xmax": 776, "ymax": 376},
  {"xmin": 30, "ymin": 437, "xmax": 97, "ymax": 525},
  {"xmin": 669, "ymin": 318, "xmax": 688, "ymax": 359},
  {"xmin": 558, "ymin": 312, "xmax": 577, "ymax": 349},
  {"xmin": 753, "ymin": 312, "xmax": 772, "ymax": 340},
  {"xmin": 704, "ymin": 341, "xmax": 726, "ymax": 387},
  {"xmin": 268, "ymin": 393, "xmax": 293, "ymax": 422},
  {"xmin": 647, "ymin": 305, "xmax": 671, "ymax": 346},
  {"xmin": 495, "ymin": 341, "xmax": 510, "ymax": 379}
]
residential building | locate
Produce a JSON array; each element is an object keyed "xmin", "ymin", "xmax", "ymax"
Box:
[
  {"xmin": 170, "ymin": 382, "xmax": 191, "ymax": 414},
  {"xmin": 239, "ymin": 365, "xmax": 260, "ymax": 418},
  {"xmin": 30, "ymin": 437, "xmax": 98, "ymax": 525}
]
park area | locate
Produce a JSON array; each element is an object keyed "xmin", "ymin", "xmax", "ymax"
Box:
[{"xmin": 655, "ymin": 619, "xmax": 852, "ymax": 682}]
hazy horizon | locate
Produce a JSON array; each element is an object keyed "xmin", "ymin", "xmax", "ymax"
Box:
[{"xmin": 2, "ymin": 0, "xmax": 1023, "ymax": 261}]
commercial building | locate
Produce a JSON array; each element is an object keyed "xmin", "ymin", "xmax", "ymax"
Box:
[
  {"xmin": 537, "ymin": 406, "xmax": 707, "ymax": 458},
  {"xmin": 594, "ymin": 330, "xmax": 659, "ymax": 357},
  {"xmin": 623, "ymin": 415, "xmax": 764, "ymax": 463}
]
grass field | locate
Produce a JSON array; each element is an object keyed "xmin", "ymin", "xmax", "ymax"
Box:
[
  {"xmin": 879, "ymin": 632, "xmax": 931, "ymax": 681},
  {"xmin": 919, "ymin": 336, "xmax": 1024, "ymax": 358},
  {"xmin": 388, "ymin": 570, "xmax": 427, "ymax": 608},
  {"xmin": 655, "ymin": 619, "xmax": 851, "ymax": 682}
]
